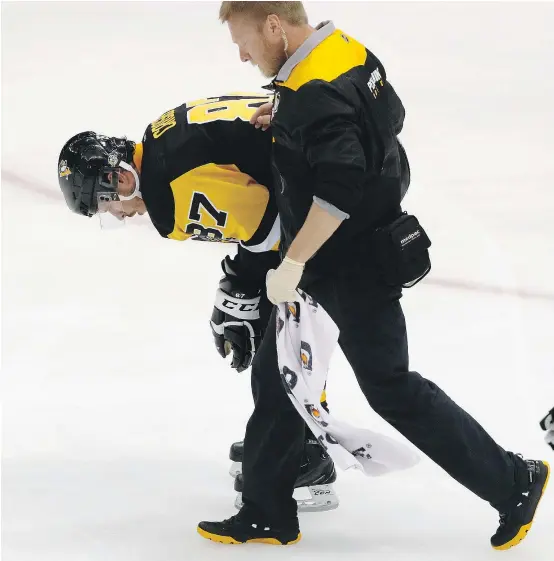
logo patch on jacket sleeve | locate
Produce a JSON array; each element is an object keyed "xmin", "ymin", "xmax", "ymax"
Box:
[
  {"xmin": 271, "ymin": 91, "xmax": 280, "ymax": 119},
  {"xmin": 368, "ymin": 67, "xmax": 384, "ymax": 99}
]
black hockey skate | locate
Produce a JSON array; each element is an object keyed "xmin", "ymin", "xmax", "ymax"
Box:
[
  {"xmin": 490, "ymin": 459, "xmax": 550, "ymax": 550},
  {"xmin": 197, "ymin": 509, "xmax": 301, "ymax": 545},
  {"xmin": 233, "ymin": 439, "xmax": 339, "ymax": 512}
]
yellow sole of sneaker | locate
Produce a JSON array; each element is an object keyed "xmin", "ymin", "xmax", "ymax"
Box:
[
  {"xmin": 493, "ymin": 461, "xmax": 550, "ymax": 551},
  {"xmin": 197, "ymin": 526, "xmax": 302, "ymax": 545}
]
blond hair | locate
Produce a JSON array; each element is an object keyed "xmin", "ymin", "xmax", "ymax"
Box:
[{"xmin": 219, "ymin": 2, "xmax": 308, "ymax": 26}]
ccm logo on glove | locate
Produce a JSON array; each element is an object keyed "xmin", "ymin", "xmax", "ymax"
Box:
[
  {"xmin": 214, "ymin": 289, "xmax": 260, "ymax": 320},
  {"xmin": 220, "ymin": 298, "xmax": 260, "ymax": 315}
]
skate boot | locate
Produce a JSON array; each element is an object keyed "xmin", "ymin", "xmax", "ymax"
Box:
[
  {"xmin": 229, "ymin": 440, "xmax": 243, "ymax": 477},
  {"xmin": 197, "ymin": 508, "xmax": 301, "ymax": 545},
  {"xmin": 490, "ymin": 459, "xmax": 550, "ymax": 550},
  {"xmin": 234, "ymin": 439, "xmax": 339, "ymax": 512}
]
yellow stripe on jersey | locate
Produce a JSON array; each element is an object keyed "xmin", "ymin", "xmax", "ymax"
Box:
[
  {"xmin": 168, "ymin": 163, "xmax": 269, "ymax": 243},
  {"xmin": 186, "ymin": 94, "xmax": 273, "ymax": 125},
  {"xmin": 277, "ymin": 30, "xmax": 367, "ymax": 92}
]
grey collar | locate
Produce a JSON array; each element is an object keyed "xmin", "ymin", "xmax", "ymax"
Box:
[{"xmin": 275, "ymin": 21, "xmax": 336, "ymax": 83}]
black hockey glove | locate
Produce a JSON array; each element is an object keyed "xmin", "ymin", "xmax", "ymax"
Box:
[
  {"xmin": 540, "ymin": 407, "xmax": 554, "ymax": 451},
  {"xmin": 210, "ymin": 263, "xmax": 263, "ymax": 373}
]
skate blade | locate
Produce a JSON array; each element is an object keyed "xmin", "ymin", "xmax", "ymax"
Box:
[
  {"xmin": 234, "ymin": 484, "xmax": 339, "ymax": 513},
  {"xmin": 229, "ymin": 461, "xmax": 242, "ymax": 478},
  {"xmin": 295, "ymin": 484, "xmax": 340, "ymax": 512}
]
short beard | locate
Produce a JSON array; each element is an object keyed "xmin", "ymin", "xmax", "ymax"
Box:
[{"xmin": 258, "ymin": 38, "xmax": 288, "ymax": 78}]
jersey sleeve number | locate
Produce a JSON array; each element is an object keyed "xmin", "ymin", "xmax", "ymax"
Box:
[{"xmin": 185, "ymin": 192, "xmax": 228, "ymax": 241}]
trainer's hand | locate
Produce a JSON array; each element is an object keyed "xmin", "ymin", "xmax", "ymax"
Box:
[
  {"xmin": 249, "ymin": 102, "xmax": 273, "ymax": 131},
  {"xmin": 266, "ymin": 257, "xmax": 305, "ymax": 305}
]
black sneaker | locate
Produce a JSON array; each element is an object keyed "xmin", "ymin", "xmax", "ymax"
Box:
[
  {"xmin": 490, "ymin": 459, "xmax": 550, "ymax": 550},
  {"xmin": 197, "ymin": 511, "xmax": 301, "ymax": 545}
]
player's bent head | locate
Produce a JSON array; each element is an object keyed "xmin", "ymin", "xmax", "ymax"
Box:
[{"xmin": 58, "ymin": 132, "xmax": 144, "ymax": 225}]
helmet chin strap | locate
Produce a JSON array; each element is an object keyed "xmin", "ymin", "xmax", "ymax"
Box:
[{"xmin": 117, "ymin": 160, "xmax": 142, "ymax": 200}]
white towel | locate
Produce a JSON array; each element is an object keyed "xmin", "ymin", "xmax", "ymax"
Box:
[{"xmin": 276, "ymin": 290, "xmax": 420, "ymax": 476}]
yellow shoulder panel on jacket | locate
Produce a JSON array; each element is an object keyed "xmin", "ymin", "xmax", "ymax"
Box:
[
  {"xmin": 168, "ymin": 163, "xmax": 269, "ymax": 243},
  {"xmin": 279, "ymin": 30, "xmax": 367, "ymax": 92}
]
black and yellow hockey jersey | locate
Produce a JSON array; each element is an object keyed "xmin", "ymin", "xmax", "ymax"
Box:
[{"xmin": 138, "ymin": 93, "xmax": 281, "ymax": 285}]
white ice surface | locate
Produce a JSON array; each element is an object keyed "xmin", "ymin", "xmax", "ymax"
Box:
[{"xmin": 2, "ymin": 2, "xmax": 554, "ymax": 560}]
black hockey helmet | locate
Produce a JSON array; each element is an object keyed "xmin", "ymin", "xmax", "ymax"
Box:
[{"xmin": 57, "ymin": 131, "xmax": 137, "ymax": 217}]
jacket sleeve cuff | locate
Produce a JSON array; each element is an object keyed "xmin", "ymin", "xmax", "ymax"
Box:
[{"xmin": 313, "ymin": 196, "xmax": 350, "ymax": 220}]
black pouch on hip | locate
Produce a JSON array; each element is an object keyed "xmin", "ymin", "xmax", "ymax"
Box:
[{"xmin": 372, "ymin": 212, "xmax": 431, "ymax": 288}]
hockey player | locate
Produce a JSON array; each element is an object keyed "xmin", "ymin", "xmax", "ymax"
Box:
[{"xmin": 57, "ymin": 93, "xmax": 337, "ymax": 512}]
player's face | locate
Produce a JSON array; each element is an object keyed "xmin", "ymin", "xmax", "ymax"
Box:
[
  {"xmin": 115, "ymin": 169, "xmax": 136, "ymax": 198},
  {"xmin": 228, "ymin": 16, "xmax": 287, "ymax": 78}
]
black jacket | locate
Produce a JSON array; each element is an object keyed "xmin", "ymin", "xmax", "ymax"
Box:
[{"xmin": 268, "ymin": 22, "xmax": 410, "ymax": 277}]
